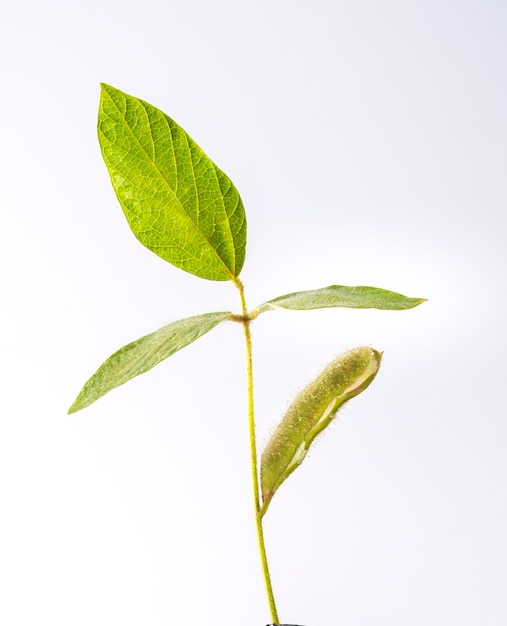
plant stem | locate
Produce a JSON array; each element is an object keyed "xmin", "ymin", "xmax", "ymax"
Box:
[{"xmin": 235, "ymin": 279, "xmax": 280, "ymax": 625}]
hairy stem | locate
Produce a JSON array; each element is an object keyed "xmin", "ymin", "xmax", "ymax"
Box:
[{"xmin": 235, "ymin": 279, "xmax": 280, "ymax": 625}]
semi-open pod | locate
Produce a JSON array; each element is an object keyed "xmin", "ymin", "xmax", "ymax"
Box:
[{"xmin": 260, "ymin": 346, "xmax": 382, "ymax": 515}]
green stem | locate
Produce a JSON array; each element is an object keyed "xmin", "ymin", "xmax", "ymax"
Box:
[{"xmin": 235, "ymin": 279, "xmax": 280, "ymax": 625}]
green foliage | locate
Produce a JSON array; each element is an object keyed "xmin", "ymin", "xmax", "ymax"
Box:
[
  {"xmin": 254, "ymin": 284, "xmax": 426, "ymax": 315},
  {"xmin": 260, "ymin": 347, "xmax": 382, "ymax": 516},
  {"xmin": 71, "ymin": 84, "xmax": 427, "ymax": 623},
  {"xmin": 98, "ymin": 84, "xmax": 246, "ymax": 281},
  {"xmin": 69, "ymin": 312, "xmax": 231, "ymax": 413}
]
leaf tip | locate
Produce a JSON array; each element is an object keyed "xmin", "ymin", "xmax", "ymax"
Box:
[
  {"xmin": 413, "ymin": 297, "xmax": 428, "ymax": 307},
  {"xmin": 67, "ymin": 397, "xmax": 84, "ymax": 415}
]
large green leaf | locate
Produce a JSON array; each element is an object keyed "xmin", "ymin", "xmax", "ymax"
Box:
[
  {"xmin": 253, "ymin": 285, "xmax": 426, "ymax": 315},
  {"xmin": 98, "ymin": 84, "xmax": 247, "ymax": 281},
  {"xmin": 260, "ymin": 347, "xmax": 382, "ymax": 516},
  {"xmin": 68, "ymin": 312, "xmax": 231, "ymax": 413}
]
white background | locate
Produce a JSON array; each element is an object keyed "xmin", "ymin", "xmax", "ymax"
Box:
[{"xmin": 1, "ymin": 1, "xmax": 506, "ymax": 625}]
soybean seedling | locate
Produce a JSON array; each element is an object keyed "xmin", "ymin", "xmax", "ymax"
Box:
[{"xmin": 69, "ymin": 84, "xmax": 426, "ymax": 625}]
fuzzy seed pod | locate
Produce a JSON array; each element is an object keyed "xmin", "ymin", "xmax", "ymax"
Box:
[{"xmin": 260, "ymin": 347, "xmax": 382, "ymax": 516}]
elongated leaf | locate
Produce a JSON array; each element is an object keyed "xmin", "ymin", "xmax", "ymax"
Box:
[
  {"xmin": 253, "ymin": 285, "xmax": 426, "ymax": 315},
  {"xmin": 260, "ymin": 347, "xmax": 382, "ymax": 516},
  {"xmin": 98, "ymin": 84, "xmax": 247, "ymax": 281},
  {"xmin": 68, "ymin": 311, "xmax": 231, "ymax": 414}
]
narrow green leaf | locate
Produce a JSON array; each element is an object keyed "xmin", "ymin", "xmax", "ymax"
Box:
[
  {"xmin": 98, "ymin": 84, "xmax": 247, "ymax": 281},
  {"xmin": 260, "ymin": 347, "xmax": 382, "ymax": 516},
  {"xmin": 253, "ymin": 285, "xmax": 426, "ymax": 315},
  {"xmin": 68, "ymin": 311, "xmax": 231, "ymax": 414}
]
